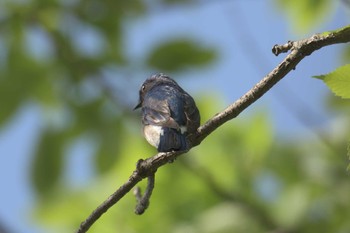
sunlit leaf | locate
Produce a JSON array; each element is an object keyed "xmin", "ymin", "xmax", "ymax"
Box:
[
  {"xmin": 146, "ymin": 39, "xmax": 217, "ymax": 72},
  {"xmin": 313, "ymin": 64, "xmax": 350, "ymax": 99}
]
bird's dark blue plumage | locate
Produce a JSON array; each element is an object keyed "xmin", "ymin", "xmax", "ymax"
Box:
[{"xmin": 134, "ymin": 74, "xmax": 200, "ymax": 152}]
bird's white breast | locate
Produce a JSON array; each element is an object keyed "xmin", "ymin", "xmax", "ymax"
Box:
[{"xmin": 143, "ymin": 125, "xmax": 163, "ymax": 148}]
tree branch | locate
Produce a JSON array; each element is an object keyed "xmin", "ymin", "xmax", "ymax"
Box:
[{"xmin": 76, "ymin": 25, "xmax": 350, "ymax": 233}]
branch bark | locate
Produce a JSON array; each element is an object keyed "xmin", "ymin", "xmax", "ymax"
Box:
[{"xmin": 76, "ymin": 25, "xmax": 350, "ymax": 233}]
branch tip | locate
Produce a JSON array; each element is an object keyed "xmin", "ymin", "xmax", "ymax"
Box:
[
  {"xmin": 134, "ymin": 173, "xmax": 155, "ymax": 215},
  {"xmin": 272, "ymin": 41, "xmax": 294, "ymax": 56}
]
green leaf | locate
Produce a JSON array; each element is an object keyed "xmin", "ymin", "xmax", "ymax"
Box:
[
  {"xmin": 146, "ymin": 39, "xmax": 217, "ymax": 72},
  {"xmin": 313, "ymin": 64, "xmax": 350, "ymax": 99},
  {"xmin": 31, "ymin": 129, "xmax": 65, "ymax": 196},
  {"xmin": 275, "ymin": 0, "xmax": 334, "ymax": 33}
]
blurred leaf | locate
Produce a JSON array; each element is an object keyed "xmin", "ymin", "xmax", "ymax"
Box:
[
  {"xmin": 191, "ymin": 203, "xmax": 263, "ymax": 233},
  {"xmin": 326, "ymin": 94, "xmax": 350, "ymax": 112},
  {"xmin": 0, "ymin": 53, "xmax": 53, "ymax": 124},
  {"xmin": 34, "ymin": 179, "xmax": 119, "ymax": 233},
  {"xmin": 313, "ymin": 64, "xmax": 350, "ymax": 99},
  {"xmin": 275, "ymin": 0, "xmax": 334, "ymax": 33},
  {"xmin": 146, "ymin": 39, "xmax": 217, "ymax": 72},
  {"xmin": 272, "ymin": 184, "xmax": 310, "ymax": 228},
  {"xmin": 36, "ymin": 192, "xmax": 92, "ymax": 232},
  {"xmin": 0, "ymin": 76, "xmax": 23, "ymax": 125},
  {"xmin": 71, "ymin": 98, "xmax": 106, "ymax": 132},
  {"xmin": 95, "ymin": 121, "xmax": 123, "ymax": 174},
  {"xmin": 37, "ymin": 6, "xmax": 61, "ymax": 32},
  {"xmin": 341, "ymin": 45, "xmax": 350, "ymax": 63},
  {"xmin": 31, "ymin": 129, "xmax": 65, "ymax": 196},
  {"xmin": 242, "ymin": 112, "xmax": 272, "ymax": 168},
  {"xmin": 192, "ymin": 95, "xmax": 240, "ymax": 187},
  {"xmin": 33, "ymin": 73, "xmax": 61, "ymax": 107}
]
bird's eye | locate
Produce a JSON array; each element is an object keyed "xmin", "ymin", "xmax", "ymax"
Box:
[{"xmin": 141, "ymin": 85, "xmax": 146, "ymax": 91}]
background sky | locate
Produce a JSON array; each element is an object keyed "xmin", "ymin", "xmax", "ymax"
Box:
[{"xmin": 0, "ymin": 1, "xmax": 348, "ymax": 233}]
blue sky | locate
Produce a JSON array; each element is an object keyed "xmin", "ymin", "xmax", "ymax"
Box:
[{"xmin": 0, "ymin": 1, "xmax": 348, "ymax": 232}]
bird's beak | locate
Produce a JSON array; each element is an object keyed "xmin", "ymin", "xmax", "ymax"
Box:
[{"xmin": 133, "ymin": 101, "xmax": 142, "ymax": 110}]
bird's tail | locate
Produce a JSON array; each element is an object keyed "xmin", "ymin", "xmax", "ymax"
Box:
[{"xmin": 158, "ymin": 128, "xmax": 187, "ymax": 152}]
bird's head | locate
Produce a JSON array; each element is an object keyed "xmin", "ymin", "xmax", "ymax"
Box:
[{"xmin": 134, "ymin": 73, "xmax": 179, "ymax": 110}]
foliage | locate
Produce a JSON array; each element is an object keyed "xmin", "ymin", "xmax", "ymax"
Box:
[
  {"xmin": 274, "ymin": 0, "xmax": 335, "ymax": 33},
  {"xmin": 146, "ymin": 39, "xmax": 217, "ymax": 72},
  {"xmin": 314, "ymin": 64, "xmax": 350, "ymax": 99}
]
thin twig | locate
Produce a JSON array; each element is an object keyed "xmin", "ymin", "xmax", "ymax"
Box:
[
  {"xmin": 76, "ymin": 25, "xmax": 350, "ymax": 233},
  {"xmin": 134, "ymin": 172, "xmax": 156, "ymax": 215}
]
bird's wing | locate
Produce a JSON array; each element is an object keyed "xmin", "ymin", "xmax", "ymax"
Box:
[
  {"xmin": 142, "ymin": 97, "xmax": 180, "ymax": 130},
  {"xmin": 183, "ymin": 93, "xmax": 200, "ymax": 134}
]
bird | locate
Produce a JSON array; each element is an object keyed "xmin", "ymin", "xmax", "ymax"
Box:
[{"xmin": 134, "ymin": 73, "xmax": 200, "ymax": 152}]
